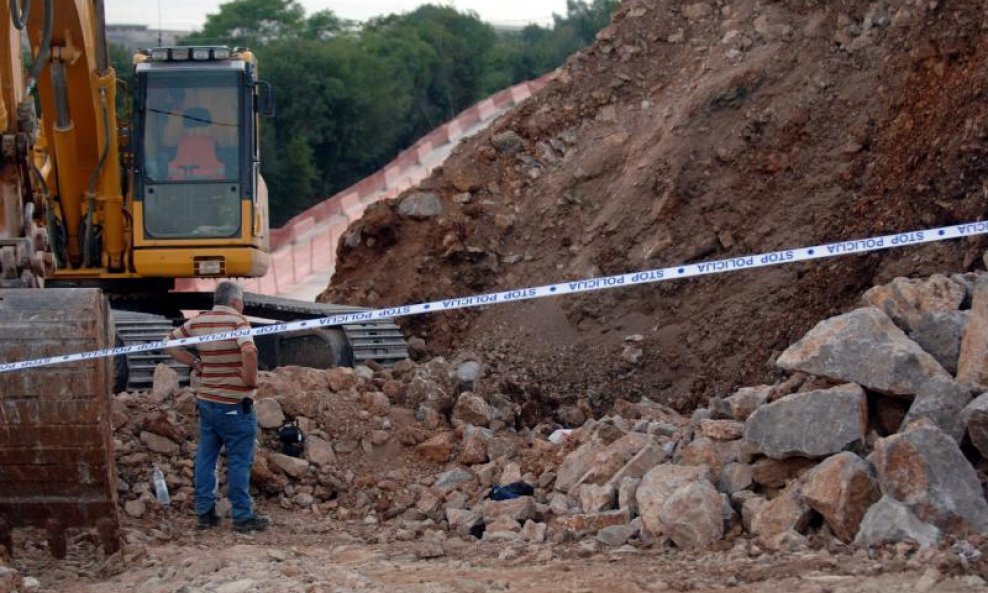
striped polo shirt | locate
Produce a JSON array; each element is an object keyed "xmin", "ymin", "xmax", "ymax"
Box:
[{"xmin": 168, "ymin": 305, "xmax": 255, "ymax": 404}]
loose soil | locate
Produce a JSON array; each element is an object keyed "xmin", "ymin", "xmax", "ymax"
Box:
[
  {"xmin": 322, "ymin": 0, "xmax": 988, "ymax": 415},
  {"xmin": 16, "ymin": 509, "xmax": 988, "ymax": 593}
]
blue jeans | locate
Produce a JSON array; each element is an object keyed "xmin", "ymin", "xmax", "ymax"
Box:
[{"xmin": 195, "ymin": 400, "xmax": 257, "ymax": 521}]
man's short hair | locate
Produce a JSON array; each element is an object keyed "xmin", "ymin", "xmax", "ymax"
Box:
[{"xmin": 214, "ymin": 281, "xmax": 244, "ymax": 306}]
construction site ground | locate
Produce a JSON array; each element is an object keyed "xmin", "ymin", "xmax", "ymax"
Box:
[
  {"xmin": 7, "ymin": 0, "xmax": 988, "ymax": 591},
  {"xmin": 12, "ymin": 509, "xmax": 987, "ymax": 593}
]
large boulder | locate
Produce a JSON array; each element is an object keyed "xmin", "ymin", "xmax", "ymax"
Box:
[
  {"xmin": 743, "ymin": 384, "xmax": 867, "ymax": 459},
  {"xmin": 582, "ymin": 433, "xmax": 655, "ymax": 484},
  {"xmin": 749, "ymin": 483, "xmax": 812, "ymax": 541},
  {"xmin": 255, "ymin": 372, "xmax": 292, "ymax": 400},
  {"xmin": 960, "ymin": 393, "xmax": 988, "ymax": 458},
  {"xmin": 636, "ymin": 465, "xmax": 711, "ymax": 536},
  {"xmin": 777, "ymin": 307, "xmax": 950, "ymax": 396},
  {"xmin": 142, "ymin": 413, "xmax": 185, "ymax": 442},
  {"xmin": 455, "ymin": 359, "xmax": 483, "ymax": 391},
  {"xmin": 562, "ymin": 433, "xmax": 655, "ymax": 492},
  {"xmin": 854, "ymin": 496, "xmax": 942, "ymax": 549},
  {"xmin": 716, "ymin": 386, "xmax": 770, "ymax": 421},
  {"xmin": 446, "ymin": 508, "xmax": 483, "ymax": 536},
  {"xmin": 717, "ymin": 462, "xmax": 753, "ymax": 495},
  {"xmin": 363, "ymin": 391, "xmax": 391, "ymax": 416},
  {"xmin": 451, "ymin": 392, "xmax": 493, "ymax": 428},
  {"xmin": 900, "ymin": 377, "xmax": 972, "ymax": 442},
  {"xmin": 604, "ymin": 443, "xmax": 666, "ymax": 488},
  {"xmin": 909, "ymin": 311, "xmax": 968, "ymax": 376},
  {"xmin": 617, "ymin": 477, "xmax": 641, "ymax": 514},
  {"xmin": 556, "ymin": 509, "xmax": 630, "ymax": 536},
  {"xmin": 326, "ymin": 367, "xmax": 356, "ymax": 392},
  {"xmin": 555, "ymin": 441, "xmax": 605, "ymax": 493},
  {"xmin": 957, "ymin": 277, "xmax": 988, "ymax": 387},
  {"xmin": 676, "ymin": 437, "xmax": 753, "ymax": 474},
  {"xmin": 871, "ymin": 423, "xmax": 988, "ymax": 533},
  {"xmin": 254, "ymin": 398, "xmax": 285, "ymax": 430},
  {"xmin": 276, "ymin": 366, "xmax": 331, "ymax": 392},
  {"xmin": 276, "ymin": 391, "xmax": 323, "ymax": 419},
  {"xmin": 460, "ymin": 426, "xmax": 492, "ymax": 465},
  {"xmin": 435, "ymin": 468, "xmax": 475, "ymax": 493},
  {"xmin": 269, "ymin": 453, "xmax": 310, "ymax": 479},
  {"xmin": 415, "ymin": 432, "xmax": 455, "ymax": 462},
  {"xmin": 304, "ymin": 435, "xmax": 336, "ymax": 467},
  {"xmin": 578, "ymin": 483, "xmax": 616, "ymax": 514},
  {"xmin": 699, "ymin": 419, "xmax": 743, "ymax": 441},
  {"xmin": 862, "ymin": 274, "xmax": 966, "ymax": 332},
  {"xmin": 139, "ymin": 431, "xmax": 180, "ymax": 455},
  {"xmin": 491, "ymin": 130, "xmax": 525, "ymax": 155},
  {"xmin": 657, "ymin": 480, "xmax": 724, "ymax": 550},
  {"xmin": 151, "ymin": 364, "xmax": 180, "ymax": 402},
  {"xmin": 799, "ymin": 452, "xmax": 880, "ymax": 542},
  {"xmin": 398, "ymin": 192, "xmax": 443, "ymax": 220},
  {"xmin": 404, "ymin": 358, "xmax": 457, "ymax": 412},
  {"xmin": 482, "ymin": 497, "xmax": 536, "ymax": 523}
]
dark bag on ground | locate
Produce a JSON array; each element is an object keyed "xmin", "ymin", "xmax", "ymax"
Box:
[
  {"xmin": 487, "ymin": 482, "xmax": 534, "ymax": 501},
  {"xmin": 278, "ymin": 419, "xmax": 305, "ymax": 457}
]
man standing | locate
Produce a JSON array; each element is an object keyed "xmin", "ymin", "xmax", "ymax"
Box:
[{"xmin": 165, "ymin": 281, "xmax": 269, "ymax": 532}]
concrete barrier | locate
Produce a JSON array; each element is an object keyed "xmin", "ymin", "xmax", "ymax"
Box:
[{"xmin": 175, "ymin": 73, "xmax": 554, "ymax": 300}]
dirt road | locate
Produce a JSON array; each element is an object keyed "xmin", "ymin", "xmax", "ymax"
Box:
[{"xmin": 13, "ymin": 508, "xmax": 984, "ymax": 593}]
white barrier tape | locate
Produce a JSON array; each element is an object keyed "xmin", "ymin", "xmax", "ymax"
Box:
[{"xmin": 3, "ymin": 220, "xmax": 988, "ymax": 375}]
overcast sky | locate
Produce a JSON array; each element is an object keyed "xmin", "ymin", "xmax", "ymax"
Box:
[{"xmin": 104, "ymin": 0, "xmax": 568, "ymax": 31}]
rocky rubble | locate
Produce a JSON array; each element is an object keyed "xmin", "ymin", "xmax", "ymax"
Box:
[
  {"xmin": 114, "ymin": 271, "xmax": 988, "ymax": 564},
  {"xmin": 0, "ymin": 561, "xmax": 24, "ymax": 593}
]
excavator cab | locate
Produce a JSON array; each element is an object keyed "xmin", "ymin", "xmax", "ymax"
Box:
[{"xmin": 131, "ymin": 46, "xmax": 273, "ymax": 278}]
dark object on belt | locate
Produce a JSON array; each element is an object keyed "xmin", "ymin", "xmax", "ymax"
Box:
[
  {"xmin": 278, "ymin": 419, "xmax": 305, "ymax": 457},
  {"xmin": 241, "ymin": 397, "xmax": 254, "ymax": 414}
]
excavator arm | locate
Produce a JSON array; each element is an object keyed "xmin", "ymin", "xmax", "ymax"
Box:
[
  {"xmin": 0, "ymin": 0, "xmax": 122, "ymax": 556},
  {"xmin": 1, "ymin": 0, "xmax": 126, "ymax": 284}
]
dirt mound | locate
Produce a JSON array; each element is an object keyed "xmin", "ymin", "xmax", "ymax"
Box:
[{"xmin": 322, "ymin": 0, "xmax": 988, "ymax": 414}]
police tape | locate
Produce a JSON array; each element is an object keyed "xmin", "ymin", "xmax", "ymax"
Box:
[{"xmin": 3, "ymin": 220, "xmax": 988, "ymax": 375}]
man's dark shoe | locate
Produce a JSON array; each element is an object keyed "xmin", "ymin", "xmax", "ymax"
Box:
[
  {"xmin": 196, "ymin": 511, "xmax": 221, "ymax": 530},
  {"xmin": 233, "ymin": 515, "xmax": 269, "ymax": 533}
]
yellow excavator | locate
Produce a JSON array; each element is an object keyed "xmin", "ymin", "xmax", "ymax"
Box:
[{"xmin": 0, "ymin": 0, "xmax": 405, "ymax": 555}]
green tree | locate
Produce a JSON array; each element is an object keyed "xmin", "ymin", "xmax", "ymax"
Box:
[
  {"xmin": 479, "ymin": 1, "xmax": 617, "ymax": 94},
  {"xmin": 259, "ymin": 35, "xmax": 408, "ymax": 224},
  {"xmin": 362, "ymin": 6, "xmax": 498, "ymax": 144},
  {"xmin": 304, "ymin": 9, "xmax": 345, "ymax": 40},
  {"xmin": 184, "ymin": 0, "xmax": 306, "ymax": 47}
]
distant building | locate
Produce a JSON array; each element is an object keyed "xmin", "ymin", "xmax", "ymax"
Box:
[{"xmin": 106, "ymin": 24, "xmax": 186, "ymax": 52}]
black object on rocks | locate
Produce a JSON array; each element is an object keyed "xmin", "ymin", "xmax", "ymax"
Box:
[{"xmin": 278, "ymin": 419, "xmax": 305, "ymax": 457}]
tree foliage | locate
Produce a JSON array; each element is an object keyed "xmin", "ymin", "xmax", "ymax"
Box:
[
  {"xmin": 177, "ymin": 0, "xmax": 617, "ymax": 226},
  {"xmin": 183, "ymin": 0, "xmax": 307, "ymax": 47}
]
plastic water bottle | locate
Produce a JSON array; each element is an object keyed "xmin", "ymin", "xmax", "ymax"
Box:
[{"xmin": 151, "ymin": 464, "xmax": 170, "ymax": 505}]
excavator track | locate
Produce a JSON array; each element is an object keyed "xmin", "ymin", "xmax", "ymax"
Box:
[
  {"xmin": 110, "ymin": 292, "xmax": 409, "ymax": 390},
  {"xmin": 238, "ymin": 293, "xmax": 409, "ymax": 368},
  {"xmin": 112, "ymin": 310, "xmax": 190, "ymax": 393}
]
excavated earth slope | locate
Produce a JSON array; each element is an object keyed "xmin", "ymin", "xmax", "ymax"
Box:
[{"xmin": 322, "ymin": 0, "xmax": 988, "ymax": 414}]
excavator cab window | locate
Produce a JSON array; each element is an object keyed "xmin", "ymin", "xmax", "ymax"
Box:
[{"xmin": 136, "ymin": 66, "xmax": 248, "ymax": 239}]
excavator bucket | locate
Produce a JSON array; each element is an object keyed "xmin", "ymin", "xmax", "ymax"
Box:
[{"xmin": 0, "ymin": 289, "xmax": 119, "ymax": 557}]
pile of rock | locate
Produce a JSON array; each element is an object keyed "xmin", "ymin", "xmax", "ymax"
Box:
[
  {"xmin": 114, "ymin": 272, "xmax": 988, "ymax": 557},
  {"xmin": 0, "ymin": 560, "xmax": 29, "ymax": 593},
  {"xmin": 112, "ymin": 354, "xmax": 519, "ymax": 521},
  {"xmin": 383, "ymin": 272, "xmax": 988, "ymax": 553}
]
